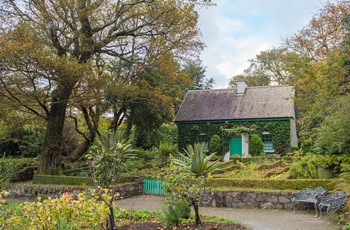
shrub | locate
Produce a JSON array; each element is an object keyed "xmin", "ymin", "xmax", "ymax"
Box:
[
  {"xmin": 314, "ymin": 105, "xmax": 350, "ymax": 154},
  {"xmin": 289, "ymin": 154, "xmax": 341, "ymax": 179},
  {"xmin": 159, "ymin": 141, "xmax": 177, "ymax": 157},
  {"xmin": 137, "ymin": 148, "xmax": 159, "ymax": 159},
  {"xmin": 249, "ymin": 134, "xmax": 264, "ymax": 156},
  {"xmin": 0, "ymin": 157, "xmax": 38, "ymax": 169},
  {"xmin": 0, "ymin": 157, "xmax": 14, "ymax": 190},
  {"xmin": 32, "ymin": 175, "xmax": 94, "ymax": 186},
  {"xmin": 0, "ymin": 125, "xmax": 45, "ymax": 158},
  {"xmin": 1, "ymin": 192, "xmax": 109, "ymax": 230},
  {"xmin": 290, "ymin": 146, "xmax": 299, "ymax": 152},
  {"xmin": 161, "ymin": 199, "xmax": 191, "ymax": 227},
  {"xmin": 209, "ymin": 134, "xmax": 221, "ymax": 155},
  {"xmin": 206, "ymin": 178, "xmax": 337, "ymax": 191},
  {"xmin": 230, "ymin": 154, "xmax": 241, "ymax": 160}
]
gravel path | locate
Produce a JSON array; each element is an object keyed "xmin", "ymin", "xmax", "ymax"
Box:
[{"xmin": 115, "ymin": 195, "xmax": 337, "ymax": 230}]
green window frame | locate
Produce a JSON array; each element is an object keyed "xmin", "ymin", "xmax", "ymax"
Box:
[
  {"xmin": 197, "ymin": 133, "xmax": 208, "ymax": 151},
  {"xmin": 262, "ymin": 132, "xmax": 274, "ymax": 152}
]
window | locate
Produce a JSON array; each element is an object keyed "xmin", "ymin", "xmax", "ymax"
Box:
[
  {"xmin": 198, "ymin": 133, "xmax": 208, "ymax": 151},
  {"xmin": 262, "ymin": 132, "xmax": 274, "ymax": 152}
]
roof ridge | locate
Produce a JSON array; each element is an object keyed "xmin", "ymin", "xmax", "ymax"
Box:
[
  {"xmin": 188, "ymin": 85, "xmax": 292, "ymax": 92},
  {"xmin": 188, "ymin": 88, "xmax": 235, "ymax": 92},
  {"xmin": 247, "ymin": 84, "xmax": 292, "ymax": 89}
]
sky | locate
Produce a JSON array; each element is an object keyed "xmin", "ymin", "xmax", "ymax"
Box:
[{"xmin": 197, "ymin": 0, "xmax": 333, "ymax": 89}]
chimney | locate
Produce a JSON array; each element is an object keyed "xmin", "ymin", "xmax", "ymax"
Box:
[{"xmin": 236, "ymin": 80, "xmax": 247, "ymax": 95}]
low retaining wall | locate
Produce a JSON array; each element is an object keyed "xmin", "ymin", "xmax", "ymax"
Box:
[
  {"xmin": 200, "ymin": 190, "xmax": 305, "ymax": 210},
  {"xmin": 8, "ymin": 177, "xmax": 143, "ymax": 200},
  {"xmin": 8, "ymin": 178, "xmax": 312, "ymax": 211}
]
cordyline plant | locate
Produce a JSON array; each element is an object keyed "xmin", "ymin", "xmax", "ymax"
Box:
[
  {"xmin": 86, "ymin": 130, "xmax": 137, "ymax": 230},
  {"xmin": 166, "ymin": 143, "xmax": 223, "ymax": 226}
]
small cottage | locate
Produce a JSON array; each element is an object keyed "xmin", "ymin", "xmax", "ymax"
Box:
[{"xmin": 174, "ymin": 81, "xmax": 298, "ymax": 158}]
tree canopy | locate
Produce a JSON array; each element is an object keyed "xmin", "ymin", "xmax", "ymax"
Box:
[
  {"xmin": 0, "ymin": 0, "xmax": 211, "ymax": 174},
  {"xmin": 284, "ymin": 0, "xmax": 350, "ymax": 152},
  {"xmin": 228, "ymin": 0, "xmax": 350, "ymax": 155},
  {"xmin": 228, "ymin": 48, "xmax": 299, "ymax": 87}
]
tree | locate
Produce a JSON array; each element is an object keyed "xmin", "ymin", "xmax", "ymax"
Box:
[
  {"xmin": 229, "ymin": 74, "xmax": 270, "ymax": 88},
  {"xmin": 86, "ymin": 130, "xmax": 137, "ymax": 230},
  {"xmin": 170, "ymin": 143, "xmax": 223, "ymax": 226},
  {"xmin": 314, "ymin": 97, "xmax": 350, "ymax": 154},
  {"xmin": 285, "ymin": 0, "xmax": 350, "ymax": 60},
  {"xmin": 228, "ymin": 48, "xmax": 298, "ymax": 87},
  {"xmin": 283, "ymin": 1, "xmax": 350, "ymax": 152},
  {"xmin": 183, "ymin": 60, "xmax": 215, "ymax": 90},
  {"xmin": 0, "ymin": 0, "xmax": 210, "ymax": 174}
]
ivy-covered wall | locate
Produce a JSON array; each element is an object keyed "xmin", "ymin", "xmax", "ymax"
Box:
[
  {"xmin": 176, "ymin": 120, "xmax": 291, "ymax": 155},
  {"xmin": 177, "ymin": 122, "xmax": 225, "ymax": 152}
]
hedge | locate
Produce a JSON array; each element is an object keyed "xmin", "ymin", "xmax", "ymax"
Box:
[
  {"xmin": 32, "ymin": 175, "xmax": 94, "ymax": 186},
  {"xmin": 206, "ymin": 178, "xmax": 339, "ymax": 191}
]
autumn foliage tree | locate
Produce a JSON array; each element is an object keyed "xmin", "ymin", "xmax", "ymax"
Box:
[
  {"xmin": 228, "ymin": 1, "xmax": 350, "ymax": 154},
  {"xmin": 284, "ymin": 0, "xmax": 350, "ymax": 152},
  {"xmin": 229, "ymin": 47, "xmax": 299, "ymax": 87},
  {"xmin": 0, "ymin": 0, "xmax": 211, "ymax": 174}
]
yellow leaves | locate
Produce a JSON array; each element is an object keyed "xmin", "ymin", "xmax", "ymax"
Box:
[
  {"xmin": 0, "ymin": 190, "xmax": 9, "ymax": 204},
  {"xmin": 14, "ymin": 191, "xmax": 110, "ymax": 229}
]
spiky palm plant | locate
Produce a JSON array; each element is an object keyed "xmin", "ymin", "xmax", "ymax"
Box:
[
  {"xmin": 87, "ymin": 130, "xmax": 137, "ymax": 230},
  {"xmin": 172, "ymin": 143, "xmax": 222, "ymax": 178},
  {"xmin": 170, "ymin": 143, "xmax": 223, "ymax": 226}
]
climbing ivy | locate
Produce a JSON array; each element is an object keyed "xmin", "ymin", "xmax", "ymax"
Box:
[
  {"xmin": 176, "ymin": 120, "xmax": 291, "ymax": 155},
  {"xmin": 177, "ymin": 122, "xmax": 229, "ymax": 155}
]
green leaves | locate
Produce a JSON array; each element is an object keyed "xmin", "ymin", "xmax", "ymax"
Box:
[
  {"xmin": 165, "ymin": 143, "xmax": 223, "ymax": 226},
  {"xmin": 249, "ymin": 134, "xmax": 264, "ymax": 157},
  {"xmin": 87, "ymin": 130, "xmax": 137, "ymax": 188},
  {"xmin": 313, "ymin": 99, "xmax": 350, "ymax": 154},
  {"xmin": 172, "ymin": 143, "xmax": 223, "ymax": 178},
  {"xmin": 0, "ymin": 157, "xmax": 14, "ymax": 190}
]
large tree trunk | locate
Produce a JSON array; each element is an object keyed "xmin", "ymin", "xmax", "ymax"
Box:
[
  {"xmin": 40, "ymin": 83, "xmax": 75, "ymax": 175},
  {"xmin": 71, "ymin": 106, "xmax": 98, "ymax": 161}
]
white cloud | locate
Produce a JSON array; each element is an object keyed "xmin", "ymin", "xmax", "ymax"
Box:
[
  {"xmin": 198, "ymin": 0, "xmax": 332, "ymax": 89},
  {"xmin": 216, "ymin": 18, "xmax": 246, "ymax": 34}
]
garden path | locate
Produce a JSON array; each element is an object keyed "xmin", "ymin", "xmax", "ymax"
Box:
[{"xmin": 115, "ymin": 195, "xmax": 337, "ymax": 230}]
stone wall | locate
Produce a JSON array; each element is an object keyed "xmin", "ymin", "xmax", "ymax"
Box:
[
  {"xmin": 8, "ymin": 176, "xmax": 143, "ymax": 200},
  {"xmin": 200, "ymin": 190, "xmax": 310, "ymax": 210},
  {"xmin": 8, "ymin": 177, "xmax": 314, "ymax": 212}
]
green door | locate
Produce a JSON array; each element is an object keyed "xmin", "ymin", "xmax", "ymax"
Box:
[{"xmin": 230, "ymin": 136, "xmax": 242, "ymax": 156}]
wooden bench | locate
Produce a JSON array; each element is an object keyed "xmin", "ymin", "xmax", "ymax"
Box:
[
  {"xmin": 291, "ymin": 186, "xmax": 327, "ymax": 217},
  {"xmin": 318, "ymin": 192, "xmax": 348, "ymax": 225}
]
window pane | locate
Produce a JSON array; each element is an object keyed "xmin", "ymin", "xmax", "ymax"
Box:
[
  {"xmin": 262, "ymin": 133, "xmax": 273, "ymax": 151},
  {"xmin": 198, "ymin": 134, "xmax": 208, "ymax": 151}
]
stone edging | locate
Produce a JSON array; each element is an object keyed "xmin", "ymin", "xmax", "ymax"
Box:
[
  {"xmin": 8, "ymin": 177, "xmax": 143, "ymax": 200},
  {"xmin": 8, "ymin": 179, "xmax": 313, "ymax": 211},
  {"xmin": 200, "ymin": 190, "xmax": 306, "ymax": 210}
]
